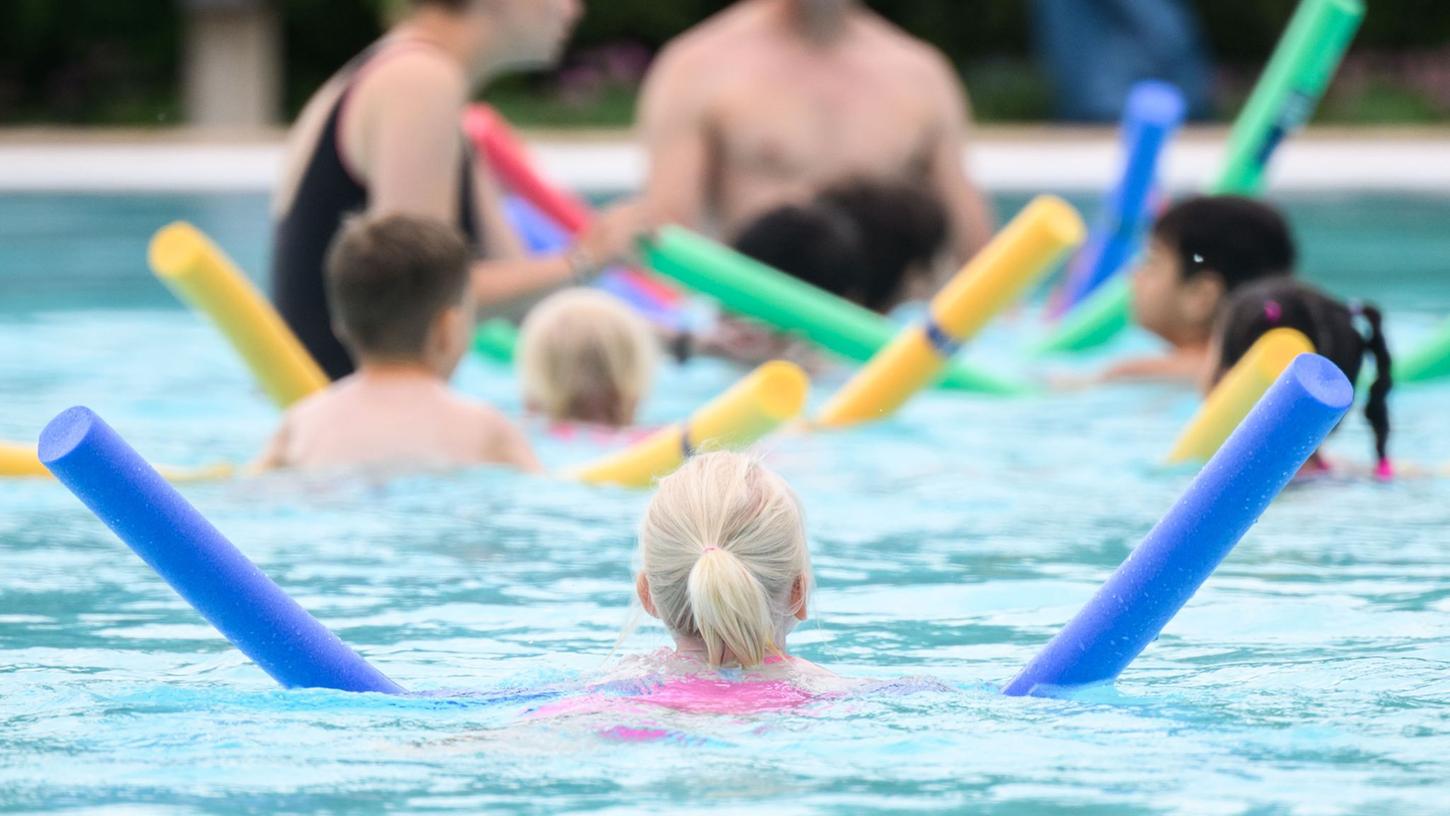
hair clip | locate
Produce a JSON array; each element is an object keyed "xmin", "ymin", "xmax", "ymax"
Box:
[{"xmin": 1263, "ymin": 300, "xmax": 1282, "ymax": 323}]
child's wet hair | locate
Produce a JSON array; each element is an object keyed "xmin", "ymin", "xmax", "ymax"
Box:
[
  {"xmin": 518, "ymin": 288, "xmax": 657, "ymax": 427},
  {"xmin": 816, "ymin": 179, "xmax": 948, "ymax": 311},
  {"xmin": 1153, "ymin": 195, "xmax": 1297, "ymax": 291},
  {"xmin": 731, "ymin": 202, "xmax": 870, "ymax": 303},
  {"xmin": 638, "ymin": 452, "xmax": 811, "ymax": 668},
  {"xmin": 731, "ymin": 179, "xmax": 948, "ymax": 312},
  {"xmin": 325, "ymin": 213, "xmax": 471, "ymax": 360},
  {"xmin": 1215, "ymin": 279, "xmax": 1393, "ymax": 467}
]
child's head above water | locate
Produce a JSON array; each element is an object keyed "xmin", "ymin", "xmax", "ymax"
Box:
[
  {"xmin": 1133, "ymin": 195, "xmax": 1296, "ymax": 349},
  {"xmin": 636, "ymin": 452, "xmax": 812, "ymax": 669},
  {"xmin": 518, "ymin": 288, "xmax": 658, "ymax": 428},
  {"xmin": 731, "ymin": 200, "xmax": 870, "ymax": 303},
  {"xmin": 732, "ymin": 179, "xmax": 948, "ymax": 313},
  {"xmin": 1213, "ymin": 278, "xmax": 1393, "ymax": 471},
  {"xmin": 326, "ymin": 213, "xmax": 474, "ymax": 377},
  {"xmin": 816, "ymin": 178, "xmax": 948, "ymax": 311}
]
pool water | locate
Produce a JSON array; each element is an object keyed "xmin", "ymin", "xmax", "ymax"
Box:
[{"xmin": 2, "ymin": 192, "xmax": 1449, "ymax": 814}]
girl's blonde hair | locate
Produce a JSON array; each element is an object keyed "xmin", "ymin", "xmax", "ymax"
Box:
[
  {"xmin": 639, "ymin": 452, "xmax": 812, "ymax": 668},
  {"xmin": 518, "ymin": 288, "xmax": 657, "ymax": 427}
]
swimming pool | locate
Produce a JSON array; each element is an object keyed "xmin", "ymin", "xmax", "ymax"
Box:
[{"xmin": 2, "ymin": 192, "xmax": 1449, "ymax": 813}]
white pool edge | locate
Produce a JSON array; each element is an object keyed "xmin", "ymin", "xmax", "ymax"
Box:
[{"xmin": 2, "ymin": 129, "xmax": 1449, "ymax": 194}]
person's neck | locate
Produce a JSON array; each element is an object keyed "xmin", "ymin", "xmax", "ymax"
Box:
[
  {"xmin": 393, "ymin": 10, "xmax": 500, "ymax": 83},
  {"xmin": 1169, "ymin": 329, "xmax": 1211, "ymax": 354},
  {"xmin": 354, "ymin": 359, "xmax": 448, "ymax": 383},
  {"xmin": 671, "ymin": 635, "xmax": 789, "ymax": 666},
  {"xmin": 773, "ymin": 0, "xmax": 853, "ymax": 46}
]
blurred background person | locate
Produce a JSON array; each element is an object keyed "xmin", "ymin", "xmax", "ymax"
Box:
[
  {"xmin": 634, "ymin": 0, "xmax": 995, "ymax": 271},
  {"xmin": 1031, "ymin": 0, "xmax": 1213, "ymax": 122},
  {"xmin": 271, "ymin": 0, "xmax": 638, "ymax": 379}
]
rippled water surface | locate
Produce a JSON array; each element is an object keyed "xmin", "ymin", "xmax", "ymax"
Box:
[{"xmin": 2, "ymin": 193, "xmax": 1449, "ymax": 814}]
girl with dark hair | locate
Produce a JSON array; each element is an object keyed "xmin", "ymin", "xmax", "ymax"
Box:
[{"xmin": 1211, "ymin": 279, "xmax": 1394, "ymax": 479}]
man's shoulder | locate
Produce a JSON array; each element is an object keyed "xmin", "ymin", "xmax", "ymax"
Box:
[
  {"xmin": 656, "ymin": 3, "xmax": 767, "ymax": 67},
  {"xmin": 858, "ymin": 16, "xmax": 957, "ymax": 80}
]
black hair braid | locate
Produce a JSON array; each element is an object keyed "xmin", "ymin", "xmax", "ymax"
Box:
[{"xmin": 1358, "ymin": 303, "xmax": 1393, "ymax": 467}]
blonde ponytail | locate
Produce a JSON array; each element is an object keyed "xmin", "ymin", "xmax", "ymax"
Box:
[
  {"xmin": 638, "ymin": 452, "xmax": 811, "ymax": 668},
  {"xmin": 687, "ymin": 547, "xmax": 776, "ymax": 667}
]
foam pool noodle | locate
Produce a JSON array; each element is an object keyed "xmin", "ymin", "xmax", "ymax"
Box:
[
  {"xmin": 503, "ymin": 193, "xmax": 573, "ymax": 255},
  {"xmin": 1002, "ymin": 353, "xmax": 1352, "ymax": 696},
  {"xmin": 1054, "ymin": 81, "xmax": 1186, "ymax": 315},
  {"xmin": 149, "ymin": 222, "xmax": 329, "ymax": 407},
  {"xmin": 1034, "ymin": 0, "xmax": 1364, "ymax": 356},
  {"xmin": 1167, "ymin": 328, "xmax": 1315, "ymax": 464},
  {"xmin": 39, "ymin": 406, "xmax": 403, "ymax": 693},
  {"xmin": 816, "ymin": 196, "xmax": 1085, "ymax": 427},
  {"xmin": 1, "ymin": 441, "xmax": 51, "ymax": 477},
  {"xmin": 1393, "ymin": 314, "xmax": 1450, "ymax": 384},
  {"xmin": 642, "ymin": 227, "xmax": 1030, "ymax": 396},
  {"xmin": 464, "ymin": 104, "xmax": 682, "ymax": 309},
  {"xmin": 571, "ymin": 360, "xmax": 808, "ymax": 488},
  {"xmin": 4, "ymin": 438, "xmax": 230, "ymax": 483},
  {"xmin": 472, "ymin": 319, "xmax": 521, "ymax": 364}
]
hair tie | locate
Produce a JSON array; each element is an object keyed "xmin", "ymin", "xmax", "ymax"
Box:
[
  {"xmin": 1374, "ymin": 458, "xmax": 1394, "ymax": 482},
  {"xmin": 702, "ymin": 546, "xmax": 719, "ymax": 554},
  {"xmin": 1264, "ymin": 300, "xmax": 1282, "ymax": 323}
]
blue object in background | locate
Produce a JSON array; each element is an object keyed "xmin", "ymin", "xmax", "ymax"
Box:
[
  {"xmin": 503, "ymin": 194, "xmax": 573, "ymax": 255},
  {"xmin": 39, "ymin": 406, "xmax": 404, "ymax": 695},
  {"xmin": 503, "ymin": 194, "xmax": 686, "ymax": 332},
  {"xmin": 1057, "ymin": 81, "xmax": 1187, "ymax": 312},
  {"xmin": 1002, "ymin": 354, "xmax": 1353, "ymax": 696},
  {"xmin": 1033, "ymin": 0, "xmax": 1211, "ymax": 122}
]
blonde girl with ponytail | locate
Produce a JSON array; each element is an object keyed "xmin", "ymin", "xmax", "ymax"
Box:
[{"xmin": 634, "ymin": 452, "xmax": 820, "ymax": 671}]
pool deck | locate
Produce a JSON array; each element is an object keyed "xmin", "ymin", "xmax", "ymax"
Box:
[{"xmin": 2, "ymin": 126, "xmax": 1448, "ymax": 194}]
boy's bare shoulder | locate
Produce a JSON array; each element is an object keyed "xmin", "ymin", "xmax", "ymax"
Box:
[{"xmin": 444, "ymin": 393, "xmax": 516, "ymax": 441}]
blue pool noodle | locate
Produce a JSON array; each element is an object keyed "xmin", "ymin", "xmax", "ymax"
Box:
[
  {"xmin": 1059, "ymin": 81, "xmax": 1187, "ymax": 311},
  {"xmin": 505, "ymin": 194, "xmax": 684, "ymax": 330},
  {"xmin": 39, "ymin": 407, "xmax": 404, "ymax": 694},
  {"xmin": 1002, "ymin": 354, "xmax": 1352, "ymax": 696},
  {"xmin": 504, "ymin": 193, "xmax": 572, "ymax": 255}
]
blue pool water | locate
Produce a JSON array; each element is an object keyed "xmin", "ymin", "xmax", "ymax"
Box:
[{"xmin": 2, "ymin": 192, "xmax": 1449, "ymax": 813}]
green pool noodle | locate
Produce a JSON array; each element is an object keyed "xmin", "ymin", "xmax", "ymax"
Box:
[
  {"xmin": 1394, "ymin": 315, "xmax": 1450, "ymax": 384},
  {"xmin": 1036, "ymin": 0, "xmax": 1365, "ymax": 355},
  {"xmin": 1213, "ymin": 0, "xmax": 1365, "ymax": 196},
  {"xmin": 1032, "ymin": 277, "xmax": 1132, "ymax": 357},
  {"xmin": 473, "ymin": 318, "xmax": 519, "ymax": 363},
  {"xmin": 642, "ymin": 226, "xmax": 1030, "ymax": 396}
]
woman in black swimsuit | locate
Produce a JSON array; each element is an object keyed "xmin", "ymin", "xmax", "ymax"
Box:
[{"xmin": 272, "ymin": 0, "xmax": 618, "ymax": 379}]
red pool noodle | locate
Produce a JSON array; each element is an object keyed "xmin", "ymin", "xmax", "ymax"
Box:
[{"xmin": 463, "ymin": 105, "xmax": 681, "ymax": 306}]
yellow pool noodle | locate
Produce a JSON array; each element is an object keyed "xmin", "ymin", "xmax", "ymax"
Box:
[
  {"xmin": 815, "ymin": 195, "xmax": 1086, "ymax": 428},
  {"xmin": 572, "ymin": 360, "xmax": 809, "ymax": 488},
  {"xmin": 149, "ymin": 222, "xmax": 328, "ymax": 408},
  {"xmin": 1166, "ymin": 328, "xmax": 1316, "ymax": 464},
  {"xmin": 0, "ymin": 441, "xmax": 50, "ymax": 477},
  {"xmin": 1, "ymin": 440, "xmax": 232, "ymax": 482}
]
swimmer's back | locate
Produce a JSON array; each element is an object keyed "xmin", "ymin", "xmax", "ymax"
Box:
[{"xmin": 263, "ymin": 375, "xmax": 539, "ymax": 473}]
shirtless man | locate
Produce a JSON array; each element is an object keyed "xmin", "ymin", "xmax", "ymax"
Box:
[
  {"xmin": 637, "ymin": 0, "xmax": 995, "ymax": 267},
  {"xmin": 272, "ymin": 0, "xmax": 635, "ymax": 379}
]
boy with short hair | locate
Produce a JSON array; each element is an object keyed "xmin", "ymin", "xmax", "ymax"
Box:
[
  {"xmin": 256, "ymin": 213, "xmax": 540, "ymax": 472},
  {"xmin": 1104, "ymin": 195, "xmax": 1296, "ymax": 383}
]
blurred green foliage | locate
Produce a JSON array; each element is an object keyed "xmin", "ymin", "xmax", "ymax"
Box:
[{"xmin": 2, "ymin": 0, "xmax": 1448, "ymax": 125}]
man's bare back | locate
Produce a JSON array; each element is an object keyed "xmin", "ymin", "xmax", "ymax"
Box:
[{"xmin": 639, "ymin": 0, "xmax": 993, "ymax": 263}]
